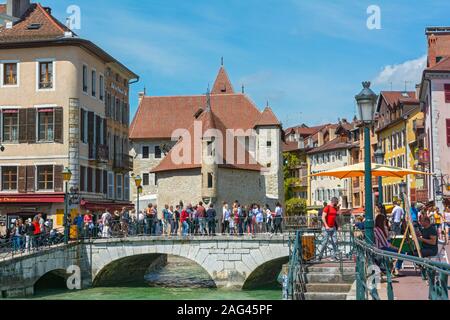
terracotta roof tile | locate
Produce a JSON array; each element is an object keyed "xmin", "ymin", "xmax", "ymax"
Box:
[
  {"xmin": 0, "ymin": 3, "xmax": 74, "ymax": 43},
  {"xmin": 254, "ymin": 107, "xmax": 281, "ymax": 127},
  {"xmin": 282, "ymin": 141, "xmax": 300, "ymax": 152},
  {"xmin": 211, "ymin": 66, "xmax": 234, "ymax": 94},
  {"xmin": 130, "ymin": 94, "xmax": 265, "ymax": 139},
  {"xmin": 307, "ymin": 137, "xmax": 353, "ymax": 154},
  {"xmin": 380, "ymin": 91, "xmax": 417, "ymax": 107}
]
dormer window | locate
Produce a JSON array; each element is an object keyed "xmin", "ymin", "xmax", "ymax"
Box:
[{"xmin": 27, "ymin": 23, "xmax": 42, "ymax": 30}]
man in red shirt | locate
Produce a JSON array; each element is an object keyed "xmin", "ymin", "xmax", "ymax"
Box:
[
  {"xmin": 180, "ymin": 206, "xmax": 190, "ymax": 236},
  {"xmin": 317, "ymin": 197, "xmax": 340, "ymax": 261}
]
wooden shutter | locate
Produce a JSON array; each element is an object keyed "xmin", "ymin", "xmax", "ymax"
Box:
[
  {"xmin": 26, "ymin": 165, "xmax": 35, "ymax": 192},
  {"xmin": 445, "ymin": 84, "xmax": 450, "ymax": 103},
  {"xmin": 18, "ymin": 166, "xmax": 27, "ymax": 193},
  {"xmin": 103, "ymin": 118, "xmax": 107, "ymax": 145},
  {"xmin": 80, "ymin": 109, "xmax": 85, "ymax": 143},
  {"xmin": 18, "ymin": 109, "xmax": 27, "ymax": 143},
  {"xmin": 103, "ymin": 170, "xmax": 108, "ymax": 195},
  {"xmin": 96, "ymin": 169, "xmax": 101, "ymax": 193},
  {"xmin": 95, "ymin": 115, "xmax": 101, "ymax": 147},
  {"xmin": 87, "ymin": 167, "xmax": 93, "ymax": 192},
  {"xmin": 87, "ymin": 111, "xmax": 94, "ymax": 158},
  {"xmin": 54, "ymin": 107, "xmax": 63, "ymax": 143},
  {"xmin": 26, "ymin": 108, "xmax": 36, "ymax": 143},
  {"xmin": 447, "ymin": 119, "xmax": 450, "ymax": 146},
  {"xmin": 54, "ymin": 165, "xmax": 63, "ymax": 192}
]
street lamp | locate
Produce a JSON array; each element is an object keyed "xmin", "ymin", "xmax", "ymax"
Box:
[
  {"xmin": 355, "ymin": 81, "xmax": 378, "ymax": 245},
  {"xmin": 374, "ymin": 146, "xmax": 385, "ymax": 206},
  {"xmin": 62, "ymin": 167, "xmax": 72, "ymax": 244},
  {"xmin": 134, "ymin": 175, "xmax": 142, "ymax": 233}
]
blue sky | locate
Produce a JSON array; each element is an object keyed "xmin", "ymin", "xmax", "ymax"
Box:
[{"xmin": 24, "ymin": 0, "xmax": 450, "ymax": 127}]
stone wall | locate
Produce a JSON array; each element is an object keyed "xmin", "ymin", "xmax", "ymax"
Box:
[{"xmin": 0, "ymin": 236, "xmax": 289, "ymax": 297}]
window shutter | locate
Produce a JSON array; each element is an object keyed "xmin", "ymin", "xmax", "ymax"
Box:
[
  {"xmin": 80, "ymin": 166, "xmax": 85, "ymax": 192},
  {"xmin": 80, "ymin": 109, "xmax": 85, "ymax": 142},
  {"xmin": 95, "ymin": 169, "xmax": 101, "ymax": 193},
  {"xmin": 0, "ymin": 110, "xmax": 2, "ymax": 143},
  {"xmin": 447, "ymin": 119, "xmax": 450, "ymax": 146},
  {"xmin": 54, "ymin": 165, "xmax": 63, "ymax": 192},
  {"xmin": 18, "ymin": 166, "xmax": 27, "ymax": 193},
  {"xmin": 103, "ymin": 118, "xmax": 107, "ymax": 145},
  {"xmin": 26, "ymin": 108, "xmax": 36, "ymax": 143},
  {"xmin": 445, "ymin": 84, "xmax": 450, "ymax": 103},
  {"xmin": 87, "ymin": 167, "xmax": 93, "ymax": 192},
  {"xmin": 26, "ymin": 165, "xmax": 35, "ymax": 192},
  {"xmin": 95, "ymin": 115, "xmax": 101, "ymax": 147},
  {"xmin": 18, "ymin": 109, "xmax": 27, "ymax": 143},
  {"xmin": 103, "ymin": 170, "xmax": 107, "ymax": 196},
  {"xmin": 88, "ymin": 112, "xmax": 94, "ymax": 158},
  {"xmin": 54, "ymin": 107, "xmax": 63, "ymax": 143}
]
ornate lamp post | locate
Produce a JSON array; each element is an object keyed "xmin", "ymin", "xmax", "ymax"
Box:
[
  {"xmin": 374, "ymin": 146, "xmax": 385, "ymax": 206},
  {"xmin": 134, "ymin": 175, "xmax": 142, "ymax": 232},
  {"xmin": 355, "ymin": 81, "xmax": 378, "ymax": 244},
  {"xmin": 62, "ymin": 167, "xmax": 72, "ymax": 244}
]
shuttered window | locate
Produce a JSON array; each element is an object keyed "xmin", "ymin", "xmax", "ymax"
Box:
[
  {"xmin": 447, "ymin": 119, "xmax": 450, "ymax": 146},
  {"xmin": 124, "ymin": 175, "xmax": 130, "ymax": 201},
  {"xmin": 87, "ymin": 167, "xmax": 93, "ymax": 193},
  {"xmin": 91, "ymin": 70, "xmax": 96, "ymax": 97},
  {"xmin": 107, "ymin": 172, "xmax": 114, "ymax": 199},
  {"xmin": 2, "ymin": 110, "xmax": 18, "ymax": 142},
  {"xmin": 95, "ymin": 169, "xmax": 101, "ymax": 193},
  {"xmin": 82, "ymin": 65, "xmax": 88, "ymax": 93},
  {"xmin": 80, "ymin": 166, "xmax": 86, "ymax": 192},
  {"xmin": 80, "ymin": 109, "xmax": 85, "ymax": 143},
  {"xmin": 26, "ymin": 166, "xmax": 35, "ymax": 192},
  {"xmin": 88, "ymin": 111, "xmax": 94, "ymax": 158},
  {"xmin": 37, "ymin": 165, "xmax": 53, "ymax": 190},
  {"xmin": 116, "ymin": 174, "xmax": 123, "ymax": 200},
  {"xmin": 1, "ymin": 166, "xmax": 17, "ymax": 191},
  {"xmin": 445, "ymin": 84, "xmax": 450, "ymax": 103}
]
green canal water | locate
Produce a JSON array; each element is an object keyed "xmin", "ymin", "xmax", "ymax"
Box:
[{"xmin": 29, "ymin": 256, "xmax": 282, "ymax": 300}]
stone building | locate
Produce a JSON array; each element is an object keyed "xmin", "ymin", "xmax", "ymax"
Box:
[
  {"xmin": 129, "ymin": 65, "xmax": 284, "ymax": 216},
  {"xmin": 0, "ymin": 0, "xmax": 138, "ymax": 232},
  {"xmin": 307, "ymin": 121, "xmax": 357, "ymax": 209}
]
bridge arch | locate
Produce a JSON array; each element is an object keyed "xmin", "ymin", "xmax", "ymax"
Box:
[
  {"xmin": 34, "ymin": 268, "xmax": 68, "ymax": 293},
  {"xmin": 242, "ymin": 256, "xmax": 289, "ymax": 290}
]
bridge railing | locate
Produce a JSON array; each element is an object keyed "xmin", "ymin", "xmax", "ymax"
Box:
[
  {"xmin": 285, "ymin": 225, "xmax": 355, "ymax": 300},
  {"xmin": 0, "ymin": 228, "xmax": 66, "ymax": 261},
  {"xmin": 354, "ymin": 237, "xmax": 450, "ymax": 300}
]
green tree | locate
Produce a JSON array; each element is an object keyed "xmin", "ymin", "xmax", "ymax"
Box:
[
  {"xmin": 285, "ymin": 198, "xmax": 307, "ymax": 216},
  {"xmin": 283, "ymin": 152, "xmax": 300, "ymax": 200}
]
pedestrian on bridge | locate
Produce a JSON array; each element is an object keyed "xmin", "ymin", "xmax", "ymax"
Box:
[
  {"xmin": 317, "ymin": 197, "xmax": 339, "ymax": 262},
  {"xmin": 206, "ymin": 203, "xmax": 217, "ymax": 236}
]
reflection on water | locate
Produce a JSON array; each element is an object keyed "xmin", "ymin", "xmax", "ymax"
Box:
[{"xmin": 29, "ymin": 255, "xmax": 281, "ymax": 300}]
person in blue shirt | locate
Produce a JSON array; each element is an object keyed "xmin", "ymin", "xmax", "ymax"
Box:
[{"xmin": 410, "ymin": 202, "xmax": 419, "ymax": 227}]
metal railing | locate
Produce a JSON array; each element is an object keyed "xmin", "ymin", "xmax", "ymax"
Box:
[
  {"xmin": 0, "ymin": 228, "xmax": 66, "ymax": 261},
  {"xmin": 354, "ymin": 237, "xmax": 450, "ymax": 300},
  {"xmin": 286, "ymin": 225, "xmax": 355, "ymax": 300}
]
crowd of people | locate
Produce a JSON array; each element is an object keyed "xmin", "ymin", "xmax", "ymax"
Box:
[
  {"xmin": 353, "ymin": 200, "xmax": 450, "ymax": 276},
  {"xmin": 1, "ymin": 214, "xmax": 64, "ymax": 253}
]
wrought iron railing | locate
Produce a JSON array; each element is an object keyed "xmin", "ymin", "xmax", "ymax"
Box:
[
  {"xmin": 286, "ymin": 225, "xmax": 356, "ymax": 300},
  {"xmin": 354, "ymin": 238, "xmax": 450, "ymax": 300},
  {"xmin": 0, "ymin": 228, "xmax": 66, "ymax": 261}
]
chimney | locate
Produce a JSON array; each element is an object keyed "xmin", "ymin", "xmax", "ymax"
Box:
[
  {"xmin": 427, "ymin": 34, "xmax": 438, "ymax": 68},
  {"xmin": 415, "ymin": 84, "xmax": 420, "ymax": 99},
  {"xmin": 138, "ymin": 91, "xmax": 145, "ymax": 105},
  {"xmin": 317, "ymin": 131, "xmax": 324, "ymax": 147},
  {"xmin": 6, "ymin": 0, "xmax": 31, "ymax": 19}
]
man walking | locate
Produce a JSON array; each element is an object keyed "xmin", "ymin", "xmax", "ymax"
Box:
[
  {"xmin": 197, "ymin": 201, "xmax": 206, "ymax": 236},
  {"xmin": 392, "ymin": 201, "xmax": 404, "ymax": 235},
  {"xmin": 317, "ymin": 197, "xmax": 340, "ymax": 261}
]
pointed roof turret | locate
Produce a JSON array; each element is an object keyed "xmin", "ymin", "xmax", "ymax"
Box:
[
  {"xmin": 212, "ymin": 65, "xmax": 235, "ymax": 95},
  {"xmin": 254, "ymin": 106, "xmax": 281, "ymax": 127}
]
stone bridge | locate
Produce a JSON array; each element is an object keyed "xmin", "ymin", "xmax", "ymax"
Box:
[{"xmin": 0, "ymin": 235, "xmax": 290, "ymax": 298}]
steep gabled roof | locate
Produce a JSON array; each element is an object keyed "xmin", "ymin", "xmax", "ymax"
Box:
[
  {"xmin": 254, "ymin": 107, "xmax": 281, "ymax": 127},
  {"xmin": 211, "ymin": 66, "xmax": 235, "ymax": 94},
  {"xmin": 307, "ymin": 137, "xmax": 353, "ymax": 154},
  {"xmin": 0, "ymin": 3, "xmax": 75, "ymax": 42}
]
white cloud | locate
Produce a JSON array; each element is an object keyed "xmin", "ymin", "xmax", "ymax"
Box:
[{"xmin": 373, "ymin": 55, "xmax": 426, "ymax": 90}]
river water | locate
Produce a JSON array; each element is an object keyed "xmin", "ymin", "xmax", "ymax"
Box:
[{"xmin": 30, "ymin": 256, "xmax": 282, "ymax": 300}]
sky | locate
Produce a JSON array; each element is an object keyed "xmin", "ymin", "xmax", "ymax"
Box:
[{"xmin": 13, "ymin": 0, "xmax": 450, "ymax": 127}]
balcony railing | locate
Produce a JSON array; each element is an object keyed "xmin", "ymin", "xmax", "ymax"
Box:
[
  {"xmin": 114, "ymin": 153, "xmax": 133, "ymax": 172},
  {"xmin": 97, "ymin": 145, "xmax": 109, "ymax": 163}
]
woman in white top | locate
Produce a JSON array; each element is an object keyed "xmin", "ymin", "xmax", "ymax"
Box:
[
  {"xmin": 264, "ymin": 204, "xmax": 273, "ymax": 234},
  {"xmin": 444, "ymin": 206, "xmax": 450, "ymax": 244},
  {"xmin": 222, "ymin": 203, "xmax": 230, "ymax": 235}
]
